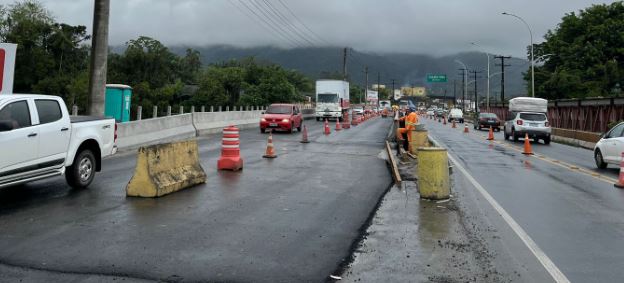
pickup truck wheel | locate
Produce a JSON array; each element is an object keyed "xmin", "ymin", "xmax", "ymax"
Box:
[{"xmin": 66, "ymin": 149, "xmax": 96, "ymax": 188}]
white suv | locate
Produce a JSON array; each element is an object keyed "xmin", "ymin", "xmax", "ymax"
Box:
[
  {"xmin": 448, "ymin": 108, "xmax": 464, "ymax": 123},
  {"xmin": 594, "ymin": 122, "xmax": 624, "ymax": 169},
  {"xmin": 503, "ymin": 112, "xmax": 551, "ymax": 144}
]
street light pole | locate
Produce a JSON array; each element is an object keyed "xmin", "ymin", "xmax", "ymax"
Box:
[
  {"xmin": 455, "ymin": 59, "xmax": 468, "ymax": 111},
  {"xmin": 471, "ymin": 42, "xmax": 490, "ymax": 111},
  {"xmin": 502, "ymin": 12, "xmax": 535, "ymax": 97}
]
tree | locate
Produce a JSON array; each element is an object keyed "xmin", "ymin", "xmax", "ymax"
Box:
[{"xmin": 530, "ymin": 2, "xmax": 624, "ymax": 99}]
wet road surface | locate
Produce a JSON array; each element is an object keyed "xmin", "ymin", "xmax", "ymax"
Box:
[
  {"xmin": 0, "ymin": 117, "xmax": 393, "ymax": 282},
  {"xmin": 423, "ymin": 117, "xmax": 624, "ymax": 282}
]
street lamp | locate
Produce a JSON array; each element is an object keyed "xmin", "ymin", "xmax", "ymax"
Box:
[
  {"xmin": 502, "ymin": 12, "xmax": 535, "ymax": 97},
  {"xmin": 455, "ymin": 59, "xmax": 468, "ymax": 111},
  {"xmin": 471, "ymin": 42, "xmax": 490, "ymax": 111}
]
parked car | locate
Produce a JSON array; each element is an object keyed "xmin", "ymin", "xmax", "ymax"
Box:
[
  {"xmin": 503, "ymin": 112, "xmax": 551, "ymax": 144},
  {"xmin": 0, "ymin": 94, "xmax": 117, "ymax": 189},
  {"xmin": 475, "ymin": 113, "xmax": 501, "ymax": 131},
  {"xmin": 448, "ymin": 108, "xmax": 464, "ymax": 123},
  {"xmin": 260, "ymin": 104, "xmax": 303, "ymax": 133},
  {"xmin": 594, "ymin": 122, "xmax": 624, "ymax": 169}
]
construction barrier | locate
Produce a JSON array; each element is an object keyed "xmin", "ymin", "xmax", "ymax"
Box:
[
  {"xmin": 126, "ymin": 140, "xmax": 207, "ymax": 198},
  {"xmin": 217, "ymin": 126, "xmax": 243, "ymax": 171},
  {"xmin": 417, "ymin": 147, "xmax": 450, "ymax": 200},
  {"xmin": 409, "ymin": 130, "xmax": 429, "ymax": 155}
]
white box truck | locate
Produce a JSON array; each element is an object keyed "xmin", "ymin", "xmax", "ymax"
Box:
[{"xmin": 315, "ymin": 80, "xmax": 350, "ymax": 121}]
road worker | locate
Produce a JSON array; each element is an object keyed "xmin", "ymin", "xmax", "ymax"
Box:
[{"xmin": 396, "ymin": 107, "xmax": 419, "ymax": 150}]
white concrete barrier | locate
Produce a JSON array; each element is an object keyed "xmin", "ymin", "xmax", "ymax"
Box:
[
  {"xmin": 193, "ymin": 111, "xmax": 262, "ymax": 135},
  {"xmin": 116, "ymin": 111, "xmax": 263, "ymax": 150},
  {"xmin": 116, "ymin": 114, "xmax": 196, "ymax": 150}
]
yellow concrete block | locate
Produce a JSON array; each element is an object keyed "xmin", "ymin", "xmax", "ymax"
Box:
[
  {"xmin": 126, "ymin": 140, "xmax": 207, "ymax": 197},
  {"xmin": 417, "ymin": 147, "xmax": 450, "ymax": 200},
  {"xmin": 409, "ymin": 130, "xmax": 429, "ymax": 155}
]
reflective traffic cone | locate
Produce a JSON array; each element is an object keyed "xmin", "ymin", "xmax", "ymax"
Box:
[
  {"xmin": 263, "ymin": 131, "xmax": 277, "ymax": 158},
  {"xmin": 324, "ymin": 119, "xmax": 331, "ymax": 135},
  {"xmin": 615, "ymin": 152, "xmax": 624, "ymax": 188},
  {"xmin": 487, "ymin": 126, "xmax": 494, "ymax": 140},
  {"xmin": 522, "ymin": 133, "xmax": 533, "ymax": 155},
  {"xmin": 335, "ymin": 118, "xmax": 342, "ymax": 131},
  {"xmin": 464, "ymin": 124, "xmax": 469, "ymax": 133},
  {"xmin": 343, "ymin": 112, "xmax": 351, "ymax": 129},
  {"xmin": 217, "ymin": 125, "xmax": 243, "ymax": 171},
  {"xmin": 300, "ymin": 125, "xmax": 310, "ymax": 143},
  {"xmin": 452, "ymin": 120, "xmax": 457, "ymax": 128}
]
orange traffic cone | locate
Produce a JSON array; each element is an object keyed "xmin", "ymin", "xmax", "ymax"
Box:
[
  {"xmin": 522, "ymin": 133, "xmax": 533, "ymax": 155},
  {"xmin": 300, "ymin": 125, "xmax": 310, "ymax": 143},
  {"xmin": 324, "ymin": 119, "xmax": 331, "ymax": 135},
  {"xmin": 452, "ymin": 120, "xmax": 456, "ymax": 128},
  {"xmin": 335, "ymin": 118, "xmax": 342, "ymax": 131},
  {"xmin": 263, "ymin": 131, "xmax": 277, "ymax": 158},
  {"xmin": 487, "ymin": 126, "xmax": 494, "ymax": 140},
  {"xmin": 217, "ymin": 125, "xmax": 243, "ymax": 171},
  {"xmin": 615, "ymin": 152, "xmax": 624, "ymax": 188},
  {"xmin": 464, "ymin": 124, "xmax": 469, "ymax": 133}
]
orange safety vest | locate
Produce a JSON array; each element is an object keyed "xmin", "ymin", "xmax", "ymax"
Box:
[{"xmin": 405, "ymin": 112, "xmax": 418, "ymax": 130}]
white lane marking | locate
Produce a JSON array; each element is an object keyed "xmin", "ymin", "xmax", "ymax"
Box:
[{"xmin": 435, "ymin": 137, "xmax": 571, "ymax": 283}]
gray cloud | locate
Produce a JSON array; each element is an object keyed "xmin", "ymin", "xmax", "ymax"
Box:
[{"xmin": 0, "ymin": 0, "xmax": 617, "ymax": 57}]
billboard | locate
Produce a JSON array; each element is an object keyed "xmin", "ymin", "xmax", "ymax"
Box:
[
  {"xmin": 372, "ymin": 84, "xmax": 385, "ymax": 90},
  {"xmin": 366, "ymin": 90, "xmax": 378, "ymax": 102},
  {"xmin": 0, "ymin": 43, "xmax": 17, "ymax": 94},
  {"xmin": 401, "ymin": 86, "xmax": 426, "ymax": 96}
]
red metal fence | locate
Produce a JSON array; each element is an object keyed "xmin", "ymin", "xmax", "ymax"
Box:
[{"xmin": 487, "ymin": 97, "xmax": 624, "ymax": 133}]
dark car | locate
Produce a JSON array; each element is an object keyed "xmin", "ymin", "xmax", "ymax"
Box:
[{"xmin": 474, "ymin": 113, "xmax": 501, "ymax": 131}]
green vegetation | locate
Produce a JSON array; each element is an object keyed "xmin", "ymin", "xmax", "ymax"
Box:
[
  {"xmin": 531, "ymin": 2, "xmax": 624, "ymax": 99},
  {"xmin": 1, "ymin": 0, "xmax": 312, "ymax": 117}
]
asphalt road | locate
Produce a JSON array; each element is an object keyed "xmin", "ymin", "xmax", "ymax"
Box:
[
  {"xmin": 0, "ymin": 117, "xmax": 393, "ymax": 282},
  {"xmin": 422, "ymin": 117, "xmax": 624, "ymax": 283}
]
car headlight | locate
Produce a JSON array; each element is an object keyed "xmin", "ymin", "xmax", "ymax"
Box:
[
  {"xmin": 261, "ymin": 118, "xmax": 266, "ymax": 122},
  {"xmin": 282, "ymin": 119, "xmax": 289, "ymax": 123}
]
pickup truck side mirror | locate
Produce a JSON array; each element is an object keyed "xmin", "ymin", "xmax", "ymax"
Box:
[{"xmin": 0, "ymin": 120, "xmax": 14, "ymax": 132}]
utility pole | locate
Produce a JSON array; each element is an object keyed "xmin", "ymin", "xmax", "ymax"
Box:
[
  {"xmin": 377, "ymin": 72, "xmax": 381, "ymax": 108},
  {"xmin": 494, "ymin": 56, "xmax": 511, "ymax": 107},
  {"xmin": 343, "ymin": 47, "xmax": 348, "ymax": 80},
  {"xmin": 391, "ymin": 79, "xmax": 395, "ymax": 103},
  {"xmin": 453, "ymin": 79, "xmax": 457, "ymax": 108},
  {"xmin": 470, "ymin": 70, "xmax": 482, "ymax": 114},
  {"xmin": 87, "ymin": 0, "xmax": 110, "ymax": 116},
  {"xmin": 458, "ymin": 69, "xmax": 467, "ymax": 112},
  {"xmin": 364, "ymin": 66, "xmax": 368, "ymax": 106}
]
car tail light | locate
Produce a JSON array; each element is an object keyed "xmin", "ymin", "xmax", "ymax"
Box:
[
  {"xmin": 516, "ymin": 120, "xmax": 523, "ymax": 125},
  {"xmin": 545, "ymin": 121, "xmax": 549, "ymax": 127},
  {"xmin": 114, "ymin": 123, "xmax": 118, "ymax": 142}
]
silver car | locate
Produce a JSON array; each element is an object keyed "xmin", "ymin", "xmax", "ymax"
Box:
[{"xmin": 503, "ymin": 112, "xmax": 551, "ymax": 144}]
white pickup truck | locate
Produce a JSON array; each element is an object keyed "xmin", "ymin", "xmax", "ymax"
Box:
[{"xmin": 0, "ymin": 94, "xmax": 117, "ymax": 189}]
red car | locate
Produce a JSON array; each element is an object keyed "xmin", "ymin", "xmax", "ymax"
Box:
[{"xmin": 260, "ymin": 104, "xmax": 303, "ymax": 133}]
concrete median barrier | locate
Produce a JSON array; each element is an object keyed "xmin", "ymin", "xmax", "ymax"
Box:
[
  {"xmin": 193, "ymin": 111, "xmax": 263, "ymax": 135},
  {"xmin": 116, "ymin": 114, "xmax": 196, "ymax": 150},
  {"xmin": 126, "ymin": 140, "xmax": 207, "ymax": 197},
  {"xmin": 417, "ymin": 147, "xmax": 450, "ymax": 200},
  {"xmin": 409, "ymin": 130, "xmax": 429, "ymax": 155}
]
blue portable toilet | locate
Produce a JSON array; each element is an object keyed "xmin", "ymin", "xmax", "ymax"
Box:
[{"xmin": 105, "ymin": 84, "xmax": 132, "ymax": 122}]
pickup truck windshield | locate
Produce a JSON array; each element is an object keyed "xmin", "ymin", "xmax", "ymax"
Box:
[
  {"xmin": 317, "ymin": 94, "xmax": 338, "ymax": 103},
  {"xmin": 520, "ymin": 113, "xmax": 546, "ymax": 121},
  {"xmin": 266, "ymin": 105, "xmax": 292, "ymax": 114}
]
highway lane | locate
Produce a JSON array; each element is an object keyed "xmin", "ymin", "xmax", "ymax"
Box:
[
  {"xmin": 0, "ymin": 117, "xmax": 393, "ymax": 282},
  {"xmin": 423, "ymin": 118, "xmax": 624, "ymax": 282}
]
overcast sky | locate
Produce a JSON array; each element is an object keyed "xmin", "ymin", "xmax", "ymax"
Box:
[{"xmin": 1, "ymin": 0, "xmax": 617, "ymax": 57}]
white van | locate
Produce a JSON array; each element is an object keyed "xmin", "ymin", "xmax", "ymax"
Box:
[{"xmin": 448, "ymin": 108, "xmax": 464, "ymax": 123}]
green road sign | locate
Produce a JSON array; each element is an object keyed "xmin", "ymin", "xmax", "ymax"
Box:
[{"xmin": 427, "ymin": 74, "xmax": 447, "ymax": 83}]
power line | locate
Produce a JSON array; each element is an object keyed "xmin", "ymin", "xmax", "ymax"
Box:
[
  {"xmin": 257, "ymin": 0, "xmax": 317, "ymax": 46},
  {"xmin": 231, "ymin": 0, "xmax": 299, "ymax": 48},
  {"xmin": 246, "ymin": 0, "xmax": 305, "ymax": 47},
  {"xmin": 275, "ymin": 0, "xmax": 330, "ymax": 45}
]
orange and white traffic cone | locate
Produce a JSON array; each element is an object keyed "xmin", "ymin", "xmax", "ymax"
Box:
[
  {"xmin": 263, "ymin": 131, "xmax": 277, "ymax": 158},
  {"xmin": 452, "ymin": 120, "xmax": 457, "ymax": 128},
  {"xmin": 463, "ymin": 124, "xmax": 469, "ymax": 133},
  {"xmin": 217, "ymin": 125, "xmax": 244, "ymax": 170},
  {"xmin": 522, "ymin": 133, "xmax": 533, "ymax": 155},
  {"xmin": 487, "ymin": 126, "xmax": 494, "ymax": 140},
  {"xmin": 300, "ymin": 125, "xmax": 310, "ymax": 143},
  {"xmin": 615, "ymin": 152, "xmax": 624, "ymax": 188},
  {"xmin": 335, "ymin": 118, "xmax": 342, "ymax": 131},
  {"xmin": 324, "ymin": 119, "xmax": 331, "ymax": 135}
]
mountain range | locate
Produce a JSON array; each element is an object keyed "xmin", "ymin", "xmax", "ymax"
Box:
[{"xmin": 168, "ymin": 45, "xmax": 531, "ymax": 100}]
